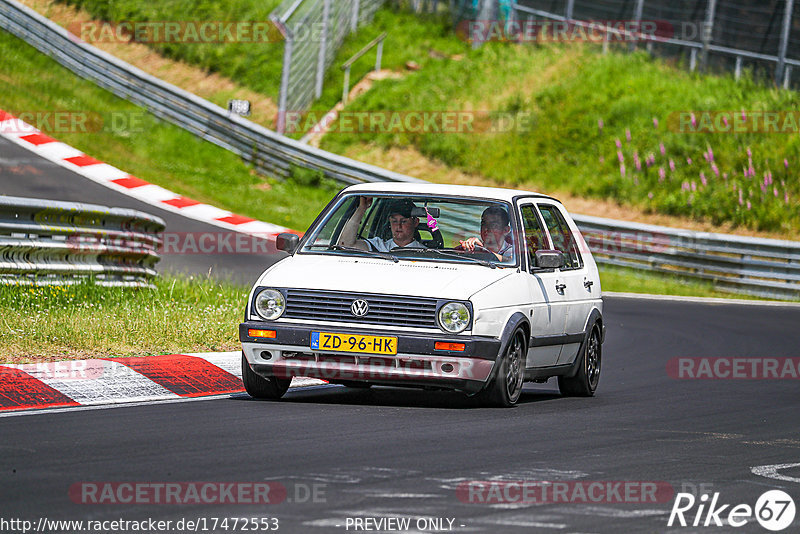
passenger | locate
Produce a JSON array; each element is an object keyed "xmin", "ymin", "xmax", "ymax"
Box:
[
  {"xmin": 459, "ymin": 206, "xmax": 514, "ymax": 261},
  {"xmin": 339, "ymin": 197, "xmax": 425, "ymax": 252}
]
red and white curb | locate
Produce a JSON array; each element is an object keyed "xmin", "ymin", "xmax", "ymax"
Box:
[
  {"xmin": 0, "ymin": 109, "xmax": 295, "ymax": 239},
  {"xmin": 0, "ymin": 352, "xmax": 325, "ymax": 414}
]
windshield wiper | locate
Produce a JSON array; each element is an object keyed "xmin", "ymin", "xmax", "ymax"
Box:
[
  {"xmin": 395, "ymin": 248, "xmax": 497, "ymax": 269},
  {"xmin": 314, "ymin": 244, "xmax": 399, "ymax": 263}
]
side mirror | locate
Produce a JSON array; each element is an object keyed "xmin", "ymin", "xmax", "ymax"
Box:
[
  {"xmin": 276, "ymin": 232, "xmax": 300, "ymax": 254},
  {"xmin": 534, "ymin": 249, "xmax": 565, "ymax": 270}
]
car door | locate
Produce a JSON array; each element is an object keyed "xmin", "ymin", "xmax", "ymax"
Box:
[
  {"xmin": 536, "ymin": 202, "xmax": 595, "ymax": 365},
  {"xmin": 517, "ymin": 202, "xmax": 568, "ymax": 368}
]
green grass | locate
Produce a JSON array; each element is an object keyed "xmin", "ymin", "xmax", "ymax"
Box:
[
  {"xmin": 56, "ymin": 0, "xmax": 466, "ymax": 134},
  {"xmin": 0, "ymin": 275, "xmax": 246, "ymax": 363},
  {"xmin": 320, "ymin": 42, "xmax": 800, "ymax": 236},
  {"xmin": 0, "ymin": 30, "xmax": 339, "ymax": 232}
]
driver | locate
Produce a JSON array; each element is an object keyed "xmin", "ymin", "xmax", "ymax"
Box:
[
  {"xmin": 339, "ymin": 197, "xmax": 425, "ymax": 252},
  {"xmin": 459, "ymin": 206, "xmax": 514, "ymax": 261}
]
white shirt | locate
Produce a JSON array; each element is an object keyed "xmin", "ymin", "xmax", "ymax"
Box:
[{"xmin": 366, "ymin": 237, "xmax": 425, "ymax": 252}]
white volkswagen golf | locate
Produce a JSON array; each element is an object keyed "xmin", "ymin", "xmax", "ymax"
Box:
[{"xmin": 240, "ymin": 183, "xmax": 604, "ymax": 406}]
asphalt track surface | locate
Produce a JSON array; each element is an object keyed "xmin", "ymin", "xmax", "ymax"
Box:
[
  {"xmin": 0, "ymin": 136, "xmax": 282, "ymax": 285},
  {"xmin": 2, "ymin": 297, "xmax": 800, "ymax": 533},
  {"xmin": 3, "ymin": 136, "xmax": 800, "ymax": 532}
]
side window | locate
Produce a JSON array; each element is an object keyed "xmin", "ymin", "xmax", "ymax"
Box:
[
  {"xmin": 520, "ymin": 205, "xmax": 548, "ymax": 269},
  {"xmin": 538, "ymin": 204, "xmax": 583, "ymax": 270}
]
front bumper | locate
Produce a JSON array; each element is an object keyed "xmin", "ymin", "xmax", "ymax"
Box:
[{"xmin": 239, "ymin": 322, "xmax": 501, "ymax": 394}]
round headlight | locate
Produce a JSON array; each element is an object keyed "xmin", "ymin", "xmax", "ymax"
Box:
[
  {"xmin": 254, "ymin": 289, "xmax": 285, "ymax": 320},
  {"xmin": 438, "ymin": 302, "xmax": 470, "ymax": 333}
]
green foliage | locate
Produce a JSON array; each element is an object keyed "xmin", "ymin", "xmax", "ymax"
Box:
[
  {"xmin": 0, "ymin": 275, "xmax": 247, "ymax": 361},
  {"xmin": 321, "ymin": 44, "xmax": 800, "ymax": 235}
]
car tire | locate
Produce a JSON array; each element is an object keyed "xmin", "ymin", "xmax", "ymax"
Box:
[
  {"xmin": 558, "ymin": 324, "xmax": 601, "ymax": 397},
  {"xmin": 241, "ymin": 353, "xmax": 291, "ymax": 400},
  {"xmin": 478, "ymin": 327, "xmax": 526, "ymax": 407}
]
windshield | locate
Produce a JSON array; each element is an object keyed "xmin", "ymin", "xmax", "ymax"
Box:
[{"xmin": 301, "ymin": 194, "xmax": 518, "ymax": 266}]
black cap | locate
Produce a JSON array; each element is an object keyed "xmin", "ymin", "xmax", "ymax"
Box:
[{"xmin": 387, "ymin": 199, "xmax": 416, "ymax": 218}]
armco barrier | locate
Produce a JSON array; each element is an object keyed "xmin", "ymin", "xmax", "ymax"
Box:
[
  {"xmin": 1, "ymin": 0, "xmax": 799, "ymax": 299},
  {"xmin": 574, "ymin": 214, "xmax": 800, "ymax": 300},
  {"xmin": 0, "ymin": 196, "xmax": 165, "ymax": 287}
]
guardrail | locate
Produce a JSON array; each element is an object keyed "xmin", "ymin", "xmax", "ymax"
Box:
[
  {"xmin": 573, "ymin": 214, "xmax": 800, "ymax": 300},
  {"xmin": 0, "ymin": 0, "xmax": 422, "ymax": 187},
  {"xmin": 0, "ymin": 196, "xmax": 165, "ymax": 287},
  {"xmin": 2, "ymin": 0, "xmax": 798, "ymax": 300}
]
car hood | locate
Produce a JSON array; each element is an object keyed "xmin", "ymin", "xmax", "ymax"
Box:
[{"xmin": 257, "ymin": 254, "xmax": 515, "ymax": 300}]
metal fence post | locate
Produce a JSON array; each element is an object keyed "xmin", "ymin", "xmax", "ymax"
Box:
[
  {"xmin": 565, "ymin": 0, "xmax": 574, "ymax": 20},
  {"xmin": 776, "ymin": 0, "xmax": 795, "ymax": 85},
  {"xmin": 276, "ymin": 23, "xmax": 294, "ymax": 135},
  {"xmin": 351, "ymin": 0, "xmax": 361, "ymax": 32},
  {"xmin": 630, "ymin": 0, "xmax": 644, "ymax": 51},
  {"xmin": 735, "ymin": 55, "xmax": 742, "ymax": 80},
  {"xmin": 700, "ymin": 0, "xmax": 718, "ymax": 72},
  {"xmin": 315, "ymin": 0, "xmax": 331, "ymax": 99},
  {"xmin": 375, "ymin": 37, "xmax": 384, "ymax": 71},
  {"xmin": 690, "ymin": 47, "xmax": 697, "ymax": 72}
]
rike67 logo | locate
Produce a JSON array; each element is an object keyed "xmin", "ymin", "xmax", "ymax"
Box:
[{"xmin": 668, "ymin": 490, "xmax": 796, "ymax": 531}]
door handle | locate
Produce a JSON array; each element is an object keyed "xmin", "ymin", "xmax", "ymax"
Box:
[
  {"xmin": 584, "ymin": 279, "xmax": 594, "ymax": 289},
  {"xmin": 555, "ymin": 283, "xmax": 566, "ymax": 293}
]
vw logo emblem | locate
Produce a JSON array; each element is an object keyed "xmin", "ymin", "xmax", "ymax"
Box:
[{"xmin": 350, "ymin": 299, "xmax": 369, "ymax": 317}]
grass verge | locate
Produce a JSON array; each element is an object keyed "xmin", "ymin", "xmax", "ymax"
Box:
[{"xmin": 0, "ymin": 275, "xmax": 246, "ymax": 363}]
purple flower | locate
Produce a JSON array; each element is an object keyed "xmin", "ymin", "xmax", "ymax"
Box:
[
  {"xmin": 707, "ymin": 147, "xmax": 714, "ymax": 162},
  {"xmin": 669, "ymin": 159, "xmax": 675, "ymax": 172},
  {"xmin": 599, "ymin": 155, "xmax": 604, "ymax": 163},
  {"xmin": 739, "ymin": 190, "xmax": 744, "ymax": 205},
  {"xmin": 722, "ymin": 116, "xmax": 729, "ymax": 127},
  {"xmin": 617, "ymin": 150, "xmax": 624, "ymax": 163},
  {"xmin": 615, "ymin": 138, "xmax": 622, "ymax": 149},
  {"xmin": 687, "ymin": 157, "xmax": 693, "ymax": 165},
  {"xmin": 746, "ymin": 200, "xmax": 751, "ymax": 210},
  {"xmin": 691, "ymin": 181, "xmax": 697, "ymax": 191},
  {"xmin": 658, "ymin": 167, "xmax": 666, "ymax": 182},
  {"xmin": 746, "ymin": 147, "xmax": 752, "ymax": 158},
  {"xmin": 700, "ymin": 172, "xmax": 707, "ymax": 187},
  {"xmin": 723, "ymin": 172, "xmax": 728, "ymax": 180},
  {"xmin": 690, "ymin": 113, "xmax": 697, "ymax": 127},
  {"xmin": 682, "ymin": 181, "xmax": 689, "ymax": 191},
  {"xmin": 659, "ymin": 142, "xmax": 666, "ymax": 156},
  {"xmin": 784, "ymin": 158, "xmax": 789, "ymax": 169},
  {"xmin": 774, "ymin": 187, "xmax": 779, "ymax": 197},
  {"xmin": 648, "ymin": 192, "xmax": 654, "ymax": 199},
  {"xmin": 634, "ymin": 151, "xmax": 641, "ymax": 171},
  {"xmin": 711, "ymin": 163, "xmax": 719, "ymax": 177},
  {"xmin": 742, "ymin": 110, "xmax": 747, "ymax": 122},
  {"xmin": 653, "ymin": 117, "xmax": 659, "ymax": 129},
  {"xmin": 620, "ymin": 164, "xmax": 626, "ymax": 177},
  {"xmin": 598, "ymin": 118, "xmax": 604, "ymax": 130},
  {"xmin": 625, "ymin": 129, "xmax": 632, "ymax": 142},
  {"xmin": 786, "ymin": 192, "xmax": 790, "ymax": 204}
]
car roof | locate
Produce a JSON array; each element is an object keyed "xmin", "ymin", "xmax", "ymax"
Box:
[{"xmin": 344, "ymin": 182, "xmax": 560, "ymax": 204}]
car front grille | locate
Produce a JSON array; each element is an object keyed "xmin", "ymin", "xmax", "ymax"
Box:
[{"xmin": 284, "ymin": 289, "xmax": 439, "ymax": 329}]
